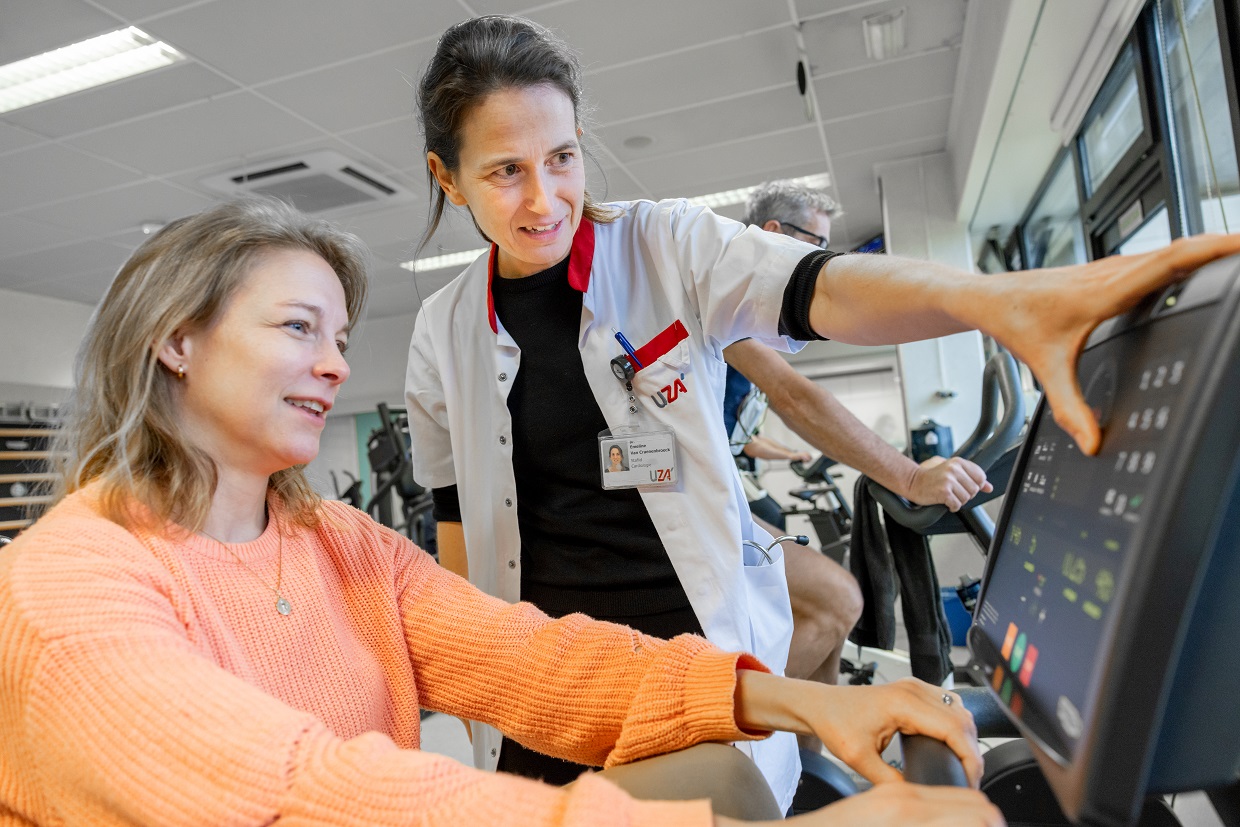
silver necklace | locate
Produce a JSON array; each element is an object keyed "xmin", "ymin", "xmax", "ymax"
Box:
[{"xmin": 202, "ymin": 520, "xmax": 291, "ymax": 616}]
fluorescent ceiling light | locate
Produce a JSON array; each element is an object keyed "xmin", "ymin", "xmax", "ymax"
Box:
[
  {"xmin": 401, "ymin": 248, "xmax": 489, "ymax": 274},
  {"xmin": 686, "ymin": 172, "xmax": 832, "ymax": 210},
  {"xmin": 402, "ymin": 172, "xmax": 833, "ymax": 273},
  {"xmin": 0, "ymin": 27, "xmax": 185, "ymax": 115}
]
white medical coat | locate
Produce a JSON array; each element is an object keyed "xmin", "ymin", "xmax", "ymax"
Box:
[{"xmin": 405, "ymin": 198, "xmax": 819, "ymax": 811}]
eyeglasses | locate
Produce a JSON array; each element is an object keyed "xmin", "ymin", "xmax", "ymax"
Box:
[{"xmin": 781, "ymin": 222, "xmax": 830, "ymax": 249}]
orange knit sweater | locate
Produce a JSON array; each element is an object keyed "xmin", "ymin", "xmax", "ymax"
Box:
[{"xmin": 0, "ymin": 487, "xmax": 768, "ymax": 826}]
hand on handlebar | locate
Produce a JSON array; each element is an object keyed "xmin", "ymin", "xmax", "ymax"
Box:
[
  {"xmin": 793, "ymin": 678, "xmax": 984, "ymax": 789},
  {"xmin": 906, "ymin": 457, "xmax": 992, "ymax": 511}
]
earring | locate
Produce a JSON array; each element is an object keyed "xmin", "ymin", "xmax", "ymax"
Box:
[{"xmin": 176, "ymin": 364, "xmax": 185, "ymax": 380}]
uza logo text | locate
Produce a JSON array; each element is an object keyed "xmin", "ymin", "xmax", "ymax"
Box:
[{"xmin": 651, "ymin": 375, "xmax": 688, "ymax": 408}]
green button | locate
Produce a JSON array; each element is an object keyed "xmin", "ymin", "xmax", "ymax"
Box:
[{"xmin": 1010, "ymin": 633, "xmax": 1027, "ymax": 672}]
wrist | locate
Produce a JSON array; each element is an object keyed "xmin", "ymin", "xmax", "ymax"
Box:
[
  {"xmin": 943, "ymin": 270, "xmax": 1006, "ymax": 333},
  {"xmin": 898, "ymin": 459, "xmax": 923, "ymax": 500},
  {"xmin": 734, "ymin": 670, "xmax": 822, "ymax": 736}
]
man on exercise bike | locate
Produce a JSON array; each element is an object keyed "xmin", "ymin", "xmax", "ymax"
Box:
[{"xmin": 722, "ymin": 181, "xmax": 993, "ymax": 706}]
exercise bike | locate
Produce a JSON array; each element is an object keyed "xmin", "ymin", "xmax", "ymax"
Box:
[
  {"xmin": 364, "ymin": 403, "xmax": 437, "ymax": 557},
  {"xmin": 790, "ymin": 350, "xmax": 1027, "ymax": 814},
  {"xmin": 783, "ymin": 455, "xmax": 853, "ymax": 564}
]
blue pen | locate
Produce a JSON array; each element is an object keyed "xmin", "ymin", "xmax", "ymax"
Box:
[{"xmin": 614, "ymin": 330, "xmax": 644, "ymax": 369}]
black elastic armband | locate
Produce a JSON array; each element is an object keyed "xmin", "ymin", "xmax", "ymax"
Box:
[{"xmin": 778, "ymin": 249, "xmax": 841, "ymax": 341}]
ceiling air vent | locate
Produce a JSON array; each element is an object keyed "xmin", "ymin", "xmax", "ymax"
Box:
[{"xmin": 199, "ymin": 150, "xmax": 411, "ymax": 214}]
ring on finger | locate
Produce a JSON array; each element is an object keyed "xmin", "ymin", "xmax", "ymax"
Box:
[{"xmin": 941, "ymin": 693, "xmax": 954, "ymax": 706}]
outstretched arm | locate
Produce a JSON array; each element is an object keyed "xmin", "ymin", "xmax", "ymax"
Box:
[
  {"xmin": 724, "ymin": 340, "xmax": 989, "ymax": 509},
  {"xmin": 805, "ymin": 235, "xmax": 1240, "ymax": 454}
]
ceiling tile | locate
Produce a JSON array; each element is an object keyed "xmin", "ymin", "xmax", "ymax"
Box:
[
  {"xmin": 588, "ymin": 27, "xmax": 800, "ymax": 125},
  {"xmin": 260, "ymin": 42, "xmax": 435, "ymax": 135},
  {"xmin": 335, "ymin": 204, "xmax": 426, "ymax": 250},
  {"xmin": 795, "ymin": 0, "xmax": 892, "ymax": 15},
  {"xmin": 4, "ymin": 62, "xmax": 239, "ymax": 139},
  {"xmin": 22, "ymin": 180, "xmax": 214, "ymax": 237},
  {"xmin": 65, "ymin": 92, "xmax": 322, "ymax": 176},
  {"xmin": 0, "ymin": 240, "xmax": 130, "ymax": 289},
  {"xmin": 811, "ymin": 48, "xmax": 960, "ymax": 121},
  {"xmin": 624, "ymin": 126, "xmax": 823, "ymax": 199},
  {"xmin": 339, "ymin": 119, "xmax": 423, "ymax": 173},
  {"xmin": 93, "ymin": 0, "xmax": 219, "ymax": 23},
  {"xmin": 464, "ymin": 0, "xmax": 558, "ymax": 15},
  {"xmin": 596, "ymin": 88, "xmax": 810, "ymax": 168},
  {"xmin": 0, "ymin": 144, "xmax": 139, "ymax": 211},
  {"xmin": 822, "ymin": 97, "xmax": 952, "ymax": 157},
  {"xmin": 0, "ymin": 123, "xmax": 43, "ymax": 155},
  {"xmin": 837, "ymin": 134, "xmax": 947, "ymax": 164},
  {"xmin": 528, "ymin": 0, "xmax": 784, "ymax": 69},
  {"xmin": 15, "ymin": 268, "xmax": 120, "ymax": 306},
  {"xmin": 0, "ymin": 217, "xmax": 79, "ymax": 259},
  {"xmin": 0, "ymin": 0, "xmax": 118, "ymax": 64},
  {"xmin": 147, "ymin": 0, "xmax": 462, "ymax": 85}
]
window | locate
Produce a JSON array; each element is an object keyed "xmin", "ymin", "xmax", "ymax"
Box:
[
  {"xmin": 1117, "ymin": 205, "xmax": 1173, "ymax": 254},
  {"xmin": 1080, "ymin": 44, "xmax": 1153, "ymax": 197},
  {"xmin": 1024, "ymin": 153, "xmax": 1088, "ymax": 269},
  {"xmin": 1156, "ymin": 0, "xmax": 1240, "ymax": 234}
]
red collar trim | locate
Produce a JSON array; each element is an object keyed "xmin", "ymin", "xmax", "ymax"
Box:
[
  {"xmin": 486, "ymin": 244, "xmax": 500, "ymax": 333},
  {"xmin": 486, "ymin": 220, "xmax": 595, "ymax": 334},
  {"xmin": 567, "ymin": 219, "xmax": 595, "ymax": 293}
]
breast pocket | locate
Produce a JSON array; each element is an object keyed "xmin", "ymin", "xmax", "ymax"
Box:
[
  {"xmin": 632, "ymin": 342, "xmax": 692, "ymax": 409},
  {"xmin": 629, "ymin": 320, "xmax": 693, "ymax": 410}
]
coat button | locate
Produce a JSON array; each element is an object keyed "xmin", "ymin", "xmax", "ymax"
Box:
[
  {"xmin": 499, "ymin": 435, "xmax": 507, "ymax": 445},
  {"xmin": 504, "ymin": 498, "xmax": 513, "ymax": 507},
  {"xmin": 498, "ymin": 372, "xmax": 508, "ymax": 382},
  {"xmin": 508, "ymin": 560, "xmax": 516, "ymax": 569}
]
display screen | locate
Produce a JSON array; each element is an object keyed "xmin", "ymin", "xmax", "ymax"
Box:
[{"xmin": 973, "ymin": 308, "xmax": 1201, "ymax": 761}]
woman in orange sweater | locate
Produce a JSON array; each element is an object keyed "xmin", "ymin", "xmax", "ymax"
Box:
[{"xmin": 0, "ymin": 198, "xmax": 997, "ymax": 827}]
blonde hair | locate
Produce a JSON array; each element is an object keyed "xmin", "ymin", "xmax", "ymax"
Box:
[{"xmin": 51, "ymin": 198, "xmax": 369, "ymax": 532}]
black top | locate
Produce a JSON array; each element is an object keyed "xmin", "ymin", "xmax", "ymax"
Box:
[
  {"xmin": 431, "ymin": 246, "xmax": 831, "ymax": 624},
  {"xmin": 435, "ymin": 257, "xmax": 693, "ymax": 621}
]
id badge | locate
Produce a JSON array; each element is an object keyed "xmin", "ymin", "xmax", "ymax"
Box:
[{"xmin": 599, "ymin": 425, "xmax": 678, "ymax": 489}]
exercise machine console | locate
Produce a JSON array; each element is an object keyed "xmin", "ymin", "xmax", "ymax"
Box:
[{"xmin": 963, "ymin": 256, "xmax": 1240, "ymax": 825}]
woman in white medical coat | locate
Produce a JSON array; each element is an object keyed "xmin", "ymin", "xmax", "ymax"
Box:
[{"xmin": 404, "ymin": 13, "xmax": 1240, "ymax": 815}]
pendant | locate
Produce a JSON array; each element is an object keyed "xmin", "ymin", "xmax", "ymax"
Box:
[{"xmin": 276, "ymin": 596, "xmax": 292, "ymax": 616}]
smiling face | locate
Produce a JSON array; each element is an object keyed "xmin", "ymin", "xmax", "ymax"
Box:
[
  {"xmin": 609, "ymin": 446, "xmax": 623, "ymax": 466},
  {"xmin": 427, "ymin": 84, "xmax": 585, "ymax": 279},
  {"xmin": 160, "ymin": 248, "xmax": 351, "ymax": 484}
]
